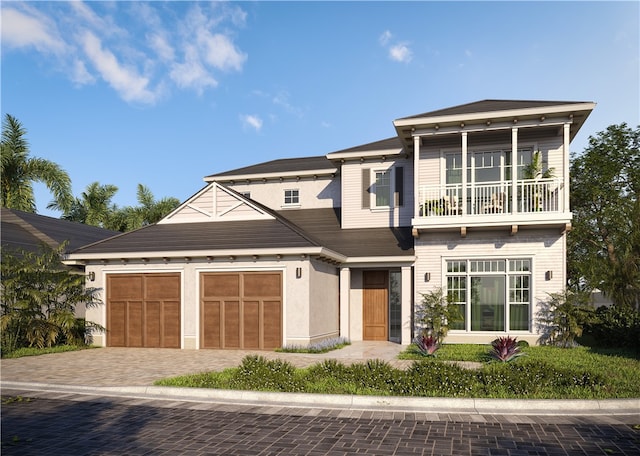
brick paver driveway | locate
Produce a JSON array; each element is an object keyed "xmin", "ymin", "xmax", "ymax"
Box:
[{"xmin": 2, "ymin": 389, "xmax": 639, "ymax": 456}]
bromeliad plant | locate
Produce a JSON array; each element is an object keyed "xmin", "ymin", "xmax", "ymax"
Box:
[
  {"xmin": 414, "ymin": 334, "xmax": 439, "ymax": 356},
  {"xmin": 489, "ymin": 336, "xmax": 525, "ymax": 362}
]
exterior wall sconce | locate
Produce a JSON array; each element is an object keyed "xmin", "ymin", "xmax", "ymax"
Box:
[
  {"xmin": 296, "ymin": 267, "xmax": 302, "ymax": 279},
  {"xmin": 545, "ymin": 270, "xmax": 553, "ymax": 281},
  {"xmin": 424, "ymin": 272, "xmax": 431, "ymax": 282},
  {"xmin": 87, "ymin": 271, "xmax": 95, "ymax": 282}
]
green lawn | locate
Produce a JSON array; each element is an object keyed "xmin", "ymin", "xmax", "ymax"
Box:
[
  {"xmin": 1, "ymin": 345, "xmax": 96, "ymax": 359},
  {"xmin": 156, "ymin": 344, "xmax": 640, "ymax": 399}
]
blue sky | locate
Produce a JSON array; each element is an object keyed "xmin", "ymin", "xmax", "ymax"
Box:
[{"xmin": 2, "ymin": 1, "xmax": 638, "ymax": 216}]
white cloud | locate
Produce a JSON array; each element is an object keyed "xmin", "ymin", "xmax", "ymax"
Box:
[
  {"xmin": 81, "ymin": 31, "xmax": 159, "ymax": 104},
  {"xmin": 240, "ymin": 114, "xmax": 263, "ymax": 132},
  {"xmin": 1, "ymin": 7, "xmax": 65, "ymax": 54},
  {"xmin": 199, "ymin": 32, "xmax": 247, "ymax": 72},
  {"xmin": 379, "ymin": 30, "xmax": 413, "ymax": 64},
  {"xmin": 2, "ymin": 2, "xmax": 249, "ymax": 105},
  {"xmin": 389, "ymin": 43, "xmax": 413, "ymax": 63},
  {"xmin": 148, "ymin": 32, "xmax": 175, "ymax": 62},
  {"xmin": 170, "ymin": 45, "xmax": 218, "ymax": 93},
  {"xmin": 379, "ymin": 30, "xmax": 392, "ymax": 46}
]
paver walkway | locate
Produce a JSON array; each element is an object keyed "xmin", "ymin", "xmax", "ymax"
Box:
[{"xmin": 0, "ymin": 342, "xmax": 410, "ymax": 387}]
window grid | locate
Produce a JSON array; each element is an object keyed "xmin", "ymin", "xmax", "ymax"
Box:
[
  {"xmin": 284, "ymin": 189, "xmax": 299, "ymax": 205},
  {"xmin": 374, "ymin": 170, "xmax": 391, "ymax": 207},
  {"xmin": 446, "ymin": 258, "xmax": 532, "ymax": 332}
]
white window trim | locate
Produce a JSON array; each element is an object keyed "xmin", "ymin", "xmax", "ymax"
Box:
[
  {"xmin": 282, "ymin": 188, "xmax": 301, "ymax": 208},
  {"xmin": 444, "ymin": 256, "xmax": 534, "ymax": 334},
  {"xmin": 370, "ymin": 167, "xmax": 394, "ymax": 210}
]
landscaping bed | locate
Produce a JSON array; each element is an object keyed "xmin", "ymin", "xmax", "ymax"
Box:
[{"xmin": 155, "ymin": 344, "xmax": 640, "ymax": 400}]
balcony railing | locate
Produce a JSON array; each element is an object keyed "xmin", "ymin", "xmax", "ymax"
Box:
[{"xmin": 417, "ymin": 178, "xmax": 563, "ymax": 217}]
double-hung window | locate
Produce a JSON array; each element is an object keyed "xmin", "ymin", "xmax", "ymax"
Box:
[
  {"xmin": 446, "ymin": 258, "xmax": 531, "ymax": 332},
  {"xmin": 362, "ymin": 166, "xmax": 404, "ymax": 209}
]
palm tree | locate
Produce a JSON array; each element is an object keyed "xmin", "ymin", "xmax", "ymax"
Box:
[
  {"xmin": 134, "ymin": 184, "xmax": 181, "ymax": 226},
  {"xmin": 1, "ymin": 114, "xmax": 72, "ymax": 212},
  {"xmin": 50, "ymin": 182, "xmax": 119, "ymax": 228}
]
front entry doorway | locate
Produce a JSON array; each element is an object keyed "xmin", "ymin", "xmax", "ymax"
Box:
[{"xmin": 363, "ymin": 270, "xmax": 389, "ymax": 341}]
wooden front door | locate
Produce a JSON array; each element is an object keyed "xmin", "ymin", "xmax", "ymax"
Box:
[{"xmin": 363, "ymin": 270, "xmax": 389, "ymax": 341}]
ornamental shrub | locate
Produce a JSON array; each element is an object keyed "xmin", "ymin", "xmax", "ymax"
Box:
[
  {"xmin": 229, "ymin": 355, "xmax": 303, "ymax": 392},
  {"xmin": 583, "ymin": 305, "xmax": 640, "ymax": 351}
]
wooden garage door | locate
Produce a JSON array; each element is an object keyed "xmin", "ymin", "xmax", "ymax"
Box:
[
  {"xmin": 200, "ymin": 272, "xmax": 282, "ymax": 350},
  {"xmin": 107, "ymin": 273, "xmax": 181, "ymax": 348}
]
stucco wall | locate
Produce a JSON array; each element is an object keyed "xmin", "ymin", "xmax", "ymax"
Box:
[{"xmin": 83, "ymin": 256, "xmax": 334, "ymax": 349}]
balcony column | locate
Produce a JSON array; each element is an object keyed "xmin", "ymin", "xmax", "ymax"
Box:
[
  {"xmin": 461, "ymin": 132, "xmax": 467, "ymax": 214},
  {"xmin": 414, "ymin": 135, "xmax": 421, "ymax": 218},
  {"xmin": 512, "ymin": 127, "xmax": 518, "ymax": 214},
  {"xmin": 563, "ymin": 123, "xmax": 571, "ymax": 212}
]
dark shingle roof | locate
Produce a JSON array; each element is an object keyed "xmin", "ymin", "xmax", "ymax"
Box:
[
  {"xmin": 326, "ymin": 137, "xmax": 402, "ymax": 155},
  {"xmin": 397, "ymin": 99, "xmax": 589, "ymax": 120},
  {"xmin": 71, "ymin": 218, "xmax": 319, "ymax": 255},
  {"xmin": 207, "ymin": 155, "xmax": 335, "ymax": 179},
  {"xmin": 69, "ymin": 207, "xmax": 413, "ymax": 260},
  {"xmin": 277, "ymin": 208, "xmax": 414, "ymax": 258},
  {"xmin": 1, "ymin": 208, "xmax": 119, "ymax": 254}
]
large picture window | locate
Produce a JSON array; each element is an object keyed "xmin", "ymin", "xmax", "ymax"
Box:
[{"xmin": 446, "ymin": 258, "xmax": 531, "ymax": 332}]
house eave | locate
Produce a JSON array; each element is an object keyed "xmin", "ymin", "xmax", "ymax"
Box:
[
  {"xmin": 205, "ymin": 168, "xmax": 338, "ymax": 183},
  {"xmin": 64, "ymin": 247, "xmax": 346, "ymax": 265}
]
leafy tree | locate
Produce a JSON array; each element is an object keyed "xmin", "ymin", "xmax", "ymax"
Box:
[
  {"xmin": 0, "ymin": 244, "xmax": 103, "ymax": 353},
  {"xmin": 568, "ymin": 123, "xmax": 640, "ymax": 309},
  {"xmin": 1, "ymin": 114, "xmax": 72, "ymax": 212},
  {"xmin": 49, "ymin": 181, "xmax": 119, "ymax": 228},
  {"xmin": 119, "ymin": 184, "xmax": 181, "ymax": 230}
]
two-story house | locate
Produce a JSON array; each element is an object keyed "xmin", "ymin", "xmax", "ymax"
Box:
[{"xmin": 66, "ymin": 99, "xmax": 595, "ymax": 349}]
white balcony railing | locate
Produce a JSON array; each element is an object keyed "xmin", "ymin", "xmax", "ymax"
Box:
[{"xmin": 417, "ymin": 178, "xmax": 563, "ymax": 218}]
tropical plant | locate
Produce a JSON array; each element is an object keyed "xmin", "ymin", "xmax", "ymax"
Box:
[
  {"xmin": 522, "ymin": 150, "xmax": 555, "ymax": 180},
  {"xmin": 0, "ymin": 243, "xmax": 103, "ymax": 354},
  {"xmin": 49, "ymin": 181, "xmax": 119, "ymax": 228},
  {"xmin": 415, "ymin": 287, "xmax": 462, "ymax": 343},
  {"xmin": 568, "ymin": 123, "xmax": 640, "ymax": 310},
  {"xmin": 414, "ymin": 334, "xmax": 439, "ymax": 356},
  {"xmin": 1, "ymin": 114, "xmax": 72, "ymax": 212},
  {"xmin": 536, "ymin": 290, "xmax": 595, "ymax": 347},
  {"xmin": 488, "ymin": 336, "xmax": 525, "ymax": 362}
]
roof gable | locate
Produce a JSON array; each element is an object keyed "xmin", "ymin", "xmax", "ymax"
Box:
[{"xmin": 160, "ymin": 182, "xmax": 275, "ymax": 224}]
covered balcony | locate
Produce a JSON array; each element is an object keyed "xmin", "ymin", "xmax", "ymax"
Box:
[{"xmin": 413, "ymin": 178, "xmax": 571, "ymax": 235}]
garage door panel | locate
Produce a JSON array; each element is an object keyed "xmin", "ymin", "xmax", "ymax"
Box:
[
  {"xmin": 243, "ymin": 301, "xmax": 260, "ymax": 349},
  {"xmin": 108, "ymin": 301, "xmax": 127, "ymax": 347},
  {"xmin": 263, "ymin": 300, "xmax": 282, "ymax": 349},
  {"xmin": 163, "ymin": 301, "xmax": 181, "ymax": 348},
  {"xmin": 224, "ymin": 300, "xmax": 240, "ymax": 348},
  {"xmin": 202, "ymin": 300, "xmax": 221, "ymax": 348},
  {"xmin": 244, "ymin": 273, "xmax": 281, "ymax": 297},
  {"xmin": 145, "ymin": 301, "xmax": 161, "ymax": 347},
  {"xmin": 128, "ymin": 301, "xmax": 144, "ymax": 347},
  {"xmin": 109, "ymin": 276, "xmax": 143, "ymax": 300},
  {"xmin": 203, "ymin": 274, "xmax": 240, "ymax": 298},
  {"xmin": 146, "ymin": 275, "xmax": 180, "ymax": 299}
]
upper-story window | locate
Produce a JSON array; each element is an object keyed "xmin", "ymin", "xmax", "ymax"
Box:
[
  {"xmin": 445, "ymin": 148, "xmax": 533, "ymax": 184},
  {"xmin": 362, "ymin": 166, "xmax": 404, "ymax": 209},
  {"xmin": 283, "ymin": 189, "xmax": 300, "ymax": 206}
]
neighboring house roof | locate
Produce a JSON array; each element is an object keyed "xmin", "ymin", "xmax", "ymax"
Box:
[
  {"xmin": 206, "ymin": 155, "xmax": 336, "ymax": 182},
  {"xmin": 1, "ymin": 207, "xmax": 119, "ymax": 256}
]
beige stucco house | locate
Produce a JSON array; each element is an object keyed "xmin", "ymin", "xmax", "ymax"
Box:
[{"xmin": 65, "ymin": 99, "xmax": 595, "ymax": 349}]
